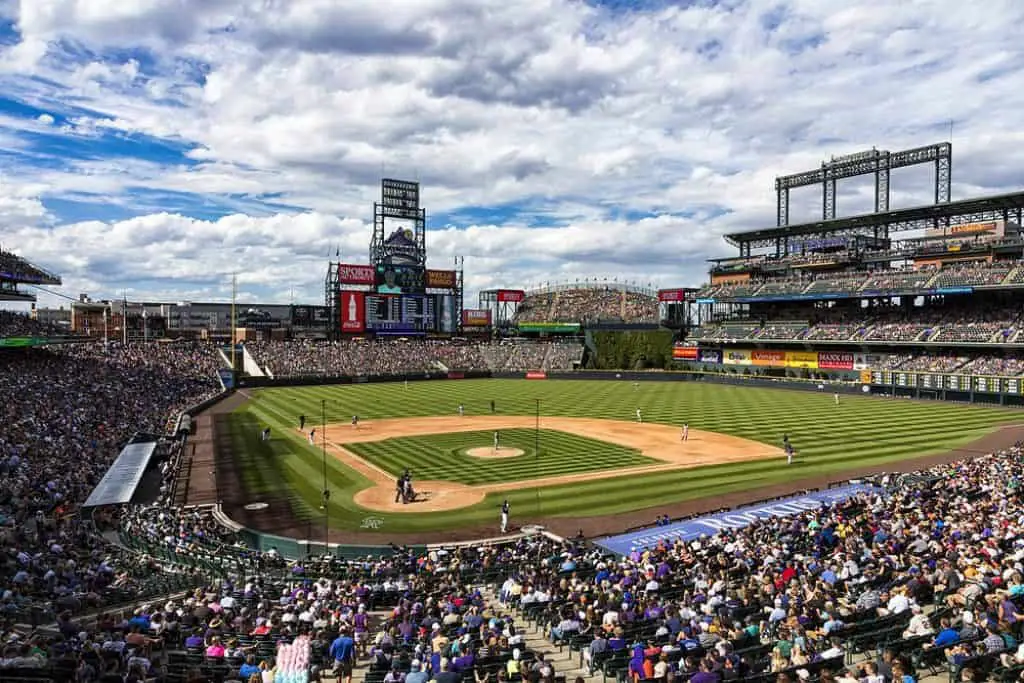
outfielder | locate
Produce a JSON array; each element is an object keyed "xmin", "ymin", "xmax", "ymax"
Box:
[
  {"xmin": 458, "ymin": 403, "xmax": 464, "ymax": 417},
  {"xmin": 834, "ymin": 392, "xmax": 840, "ymax": 406}
]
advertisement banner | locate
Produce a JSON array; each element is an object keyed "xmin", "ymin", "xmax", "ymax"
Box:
[
  {"xmin": 518, "ymin": 322, "xmax": 580, "ymax": 333},
  {"xmin": 785, "ymin": 351, "xmax": 819, "ymax": 369},
  {"xmin": 699, "ymin": 348, "xmax": 723, "ymax": 364},
  {"xmin": 723, "ymin": 349, "xmax": 751, "ymax": 366},
  {"xmin": 752, "ymin": 350, "xmax": 786, "ymax": 367},
  {"xmin": 437, "ymin": 295, "xmax": 457, "ymax": 334},
  {"xmin": 497, "ymin": 289, "xmax": 525, "ymax": 303},
  {"xmin": 658, "ymin": 289, "xmax": 685, "ymax": 302},
  {"xmin": 337, "ymin": 263, "xmax": 375, "ymax": 285},
  {"xmin": 525, "ymin": 371, "xmax": 546, "ymax": 379},
  {"xmin": 818, "ymin": 351, "xmax": 854, "ymax": 370},
  {"xmin": 339, "ymin": 291, "xmax": 366, "ymax": 333},
  {"xmin": 672, "ymin": 345, "xmax": 698, "ymax": 360},
  {"xmin": 447, "ymin": 371, "xmax": 465, "ymax": 380},
  {"xmin": 425, "ymin": 269, "xmax": 457, "ymax": 289},
  {"xmin": 860, "ymin": 370, "xmax": 872, "ymax": 384},
  {"xmin": 461, "ymin": 309, "xmax": 493, "ymax": 327}
]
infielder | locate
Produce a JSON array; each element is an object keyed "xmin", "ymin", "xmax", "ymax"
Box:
[
  {"xmin": 351, "ymin": 415, "xmax": 360, "ymax": 429},
  {"xmin": 458, "ymin": 403, "xmax": 464, "ymax": 417},
  {"xmin": 635, "ymin": 408, "xmax": 642, "ymax": 423},
  {"xmin": 308, "ymin": 429, "xmax": 316, "ymax": 445},
  {"xmin": 786, "ymin": 443, "xmax": 795, "ymax": 465},
  {"xmin": 493, "ymin": 430, "xmax": 500, "ymax": 450},
  {"xmin": 681, "ymin": 423, "xmax": 688, "ymax": 441},
  {"xmin": 500, "ymin": 499, "xmax": 510, "ymax": 533}
]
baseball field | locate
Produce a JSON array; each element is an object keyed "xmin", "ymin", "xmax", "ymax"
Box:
[{"xmin": 223, "ymin": 378, "xmax": 1020, "ymax": 537}]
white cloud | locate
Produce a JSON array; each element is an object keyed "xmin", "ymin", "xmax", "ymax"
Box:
[{"xmin": 0, "ymin": 0, "xmax": 1022, "ymax": 309}]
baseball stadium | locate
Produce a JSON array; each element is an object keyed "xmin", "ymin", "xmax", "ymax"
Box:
[{"xmin": 6, "ymin": 144, "xmax": 1024, "ymax": 682}]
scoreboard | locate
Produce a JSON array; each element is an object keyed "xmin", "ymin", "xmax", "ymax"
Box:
[{"xmin": 365, "ymin": 294, "xmax": 436, "ymax": 334}]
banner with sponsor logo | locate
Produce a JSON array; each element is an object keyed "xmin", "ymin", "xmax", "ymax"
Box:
[
  {"xmin": 752, "ymin": 350, "xmax": 786, "ymax": 367},
  {"xmin": 518, "ymin": 322, "xmax": 580, "ymax": 333},
  {"xmin": 819, "ymin": 351, "xmax": 854, "ymax": 370},
  {"xmin": 785, "ymin": 350, "xmax": 819, "ymax": 369},
  {"xmin": 699, "ymin": 348, "xmax": 722, "ymax": 363},
  {"xmin": 337, "ymin": 263, "xmax": 375, "ymax": 285},
  {"xmin": 723, "ymin": 349, "xmax": 751, "ymax": 365},
  {"xmin": 525, "ymin": 371, "xmax": 546, "ymax": 379},
  {"xmin": 425, "ymin": 269, "xmax": 457, "ymax": 289},
  {"xmin": 339, "ymin": 291, "xmax": 366, "ymax": 333},
  {"xmin": 497, "ymin": 289, "xmax": 525, "ymax": 303},
  {"xmin": 461, "ymin": 309, "xmax": 492, "ymax": 327},
  {"xmin": 672, "ymin": 345, "xmax": 698, "ymax": 360},
  {"xmin": 860, "ymin": 370, "xmax": 872, "ymax": 384},
  {"xmin": 658, "ymin": 288, "xmax": 690, "ymax": 302}
]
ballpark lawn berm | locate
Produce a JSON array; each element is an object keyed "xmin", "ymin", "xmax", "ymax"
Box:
[{"xmin": 217, "ymin": 378, "xmax": 1023, "ymax": 543}]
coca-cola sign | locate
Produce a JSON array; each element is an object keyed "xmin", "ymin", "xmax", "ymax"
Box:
[{"xmin": 337, "ymin": 264, "xmax": 375, "ymax": 285}]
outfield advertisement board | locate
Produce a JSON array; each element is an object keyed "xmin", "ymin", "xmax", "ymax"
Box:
[
  {"xmin": 518, "ymin": 322, "xmax": 581, "ymax": 333},
  {"xmin": 596, "ymin": 483, "xmax": 882, "ymax": 554},
  {"xmin": 723, "ymin": 349, "xmax": 751, "ymax": 365},
  {"xmin": 751, "ymin": 350, "xmax": 785, "ymax": 367},
  {"xmin": 819, "ymin": 352, "xmax": 854, "ymax": 370},
  {"xmin": 698, "ymin": 348, "xmax": 722, "ymax": 363},
  {"xmin": 497, "ymin": 289, "xmax": 525, "ymax": 303},
  {"xmin": 672, "ymin": 345, "xmax": 698, "ymax": 360},
  {"xmin": 340, "ymin": 291, "xmax": 366, "ymax": 333},
  {"xmin": 785, "ymin": 351, "xmax": 818, "ymax": 369},
  {"xmin": 337, "ymin": 263, "xmax": 375, "ymax": 285}
]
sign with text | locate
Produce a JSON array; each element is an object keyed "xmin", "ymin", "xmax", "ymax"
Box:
[
  {"xmin": 658, "ymin": 289, "xmax": 686, "ymax": 302},
  {"xmin": 340, "ymin": 291, "xmax": 366, "ymax": 333},
  {"xmin": 337, "ymin": 263, "xmax": 375, "ymax": 285},
  {"xmin": 819, "ymin": 351, "xmax": 854, "ymax": 370},
  {"xmin": 497, "ymin": 289, "xmax": 525, "ymax": 303},
  {"xmin": 461, "ymin": 309, "xmax": 492, "ymax": 327},
  {"xmin": 672, "ymin": 345, "xmax": 698, "ymax": 360},
  {"xmin": 425, "ymin": 269, "xmax": 457, "ymax": 289},
  {"xmin": 380, "ymin": 178, "xmax": 421, "ymax": 220}
]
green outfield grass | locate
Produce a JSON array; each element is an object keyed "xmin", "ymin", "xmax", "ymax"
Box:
[
  {"xmin": 230, "ymin": 378, "xmax": 1022, "ymax": 534},
  {"xmin": 345, "ymin": 428, "xmax": 655, "ymax": 485}
]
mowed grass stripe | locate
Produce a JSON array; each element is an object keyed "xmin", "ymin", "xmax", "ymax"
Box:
[
  {"xmin": 346, "ymin": 429, "xmax": 654, "ymax": 485},
  {"xmin": 233, "ymin": 379, "xmax": 1022, "ymax": 532}
]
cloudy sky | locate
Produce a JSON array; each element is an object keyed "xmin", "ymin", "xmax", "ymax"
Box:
[{"xmin": 1, "ymin": 0, "xmax": 1023, "ymax": 308}]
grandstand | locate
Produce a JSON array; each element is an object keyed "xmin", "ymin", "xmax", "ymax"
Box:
[
  {"xmin": 512, "ymin": 281, "xmax": 660, "ymax": 326},
  {"xmin": 0, "ymin": 246, "xmax": 61, "ymax": 302},
  {"xmin": 679, "ymin": 142, "xmax": 1024, "ymax": 398}
]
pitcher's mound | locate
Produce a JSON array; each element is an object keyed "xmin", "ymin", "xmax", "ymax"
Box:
[{"xmin": 467, "ymin": 447, "xmax": 525, "ymax": 459}]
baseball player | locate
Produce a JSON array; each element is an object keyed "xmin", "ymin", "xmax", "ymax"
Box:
[
  {"xmin": 299, "ymin": 414, "xmax": 306, "ymax": 430},
  {"xmin": 493, "ymin": 430, "xmax": 500, "ymax": 451},
  {"xmin": 351, "ymin": 415, "xmax": 359, "ymax": 429},
  {"xmin": 500, "ymin": 499, "xmax": 510, "ymax": 533},
  {"xmin": 635, "ymin": 408, "xmax": 642, "ymax": 423},
  {"xmin": 681, "ymin": 423, "xmax": 688, "ymax": 441},
  {"xmin": 308, "ymin": 428, "xmax": 316, "ymax": 445},
  {"xmin": 834, "ymin": 392, "xmax": 840, "ymax": 406},
  {"xmin": 458, "ymin": 403, "xmax": 464, "ymax": 417},
  {"xmin": 786, "ymin": 443, "xmax": 795, "ymax": 465}
]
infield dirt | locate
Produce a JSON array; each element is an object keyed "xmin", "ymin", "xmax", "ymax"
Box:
[{"xmin": 317, "ymin": 416, "xmax": 782, "ymax": 513}]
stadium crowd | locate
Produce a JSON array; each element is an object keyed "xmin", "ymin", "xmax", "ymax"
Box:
[
  {"xmin": 248, "ymin": 340, "xmax": 583, "ymax": 377},
  {"xmin": 514, "ymin": 287, "xmax": 658, "ymax": 324},
  {"xmin": 699, "ymin": 260, "xmax": 1022, "ymax": 300}
]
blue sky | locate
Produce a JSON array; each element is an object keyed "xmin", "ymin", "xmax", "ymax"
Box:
[{"xmin": 0, "ymin": 0, "xmax": 1023, "ymax": 307}]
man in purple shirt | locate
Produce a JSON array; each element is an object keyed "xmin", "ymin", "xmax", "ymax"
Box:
[{"xmin": 689, "ymin": 660, "xmax": 719, "ymax": 683}]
